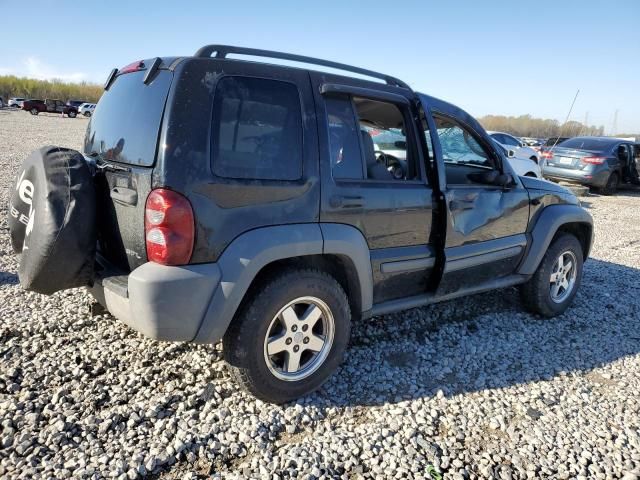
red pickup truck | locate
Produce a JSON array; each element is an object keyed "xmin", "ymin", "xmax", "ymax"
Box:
[{"xmin": 22, "ymin": 99, "xmax": 78, "ymax": 118}]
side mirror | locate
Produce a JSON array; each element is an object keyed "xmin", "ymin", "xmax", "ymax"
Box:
[
  {"xmin": 495, "ymin": 173, "xmax": 515, "ymax": 187},
  {"xmin": 468, "ymin": 170, "xmax": 514, "ymax": 187},
  {"xmin": 507, "ymin": 149, "xmax": 516, "ymax": 158}
]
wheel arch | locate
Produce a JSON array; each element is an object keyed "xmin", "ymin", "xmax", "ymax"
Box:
[
  {"xmin": 193, "ymin": 223, "xmax": 373, "ymax": 344},
  {"xmin": 518, "ymin": 204, "xmax": 593, "ymax": 275}
]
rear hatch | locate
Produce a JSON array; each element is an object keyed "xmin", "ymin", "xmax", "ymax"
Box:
[{"xmin": 84, "ymin": 64, "xmax": 173, "ymax": 272}]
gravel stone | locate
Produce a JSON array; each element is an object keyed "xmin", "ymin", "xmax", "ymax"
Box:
[{"xmin": 0, "ymin": 109, "xmax": 639, "ymax": 478}]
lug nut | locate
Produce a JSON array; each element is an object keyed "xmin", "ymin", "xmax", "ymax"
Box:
[
  {"xmin": 286, "ymin": 338, "xmax": 292, "ymax": 345},
  {"xmin": 293, "ymin": 345, "xmax": 300, "ymax": 352},
  {"xmin": 291, "ymin": 325, "xmax": 297, "ymax": 332},
  {"xmin": 302, "ymin": 325, "xmax": 308, "ymax": 332},
  {"xmin": 303, "ymin": 337, "xmax": 309, "ymax": 344}
]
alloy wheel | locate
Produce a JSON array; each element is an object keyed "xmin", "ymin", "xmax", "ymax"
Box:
[
  {"xmin": 263, "ymin": 296, "xmax": 335, "ymax": 382},
  {"xmin": 549, "ymin": 250, "xmax": 578, "ymax": 303}
]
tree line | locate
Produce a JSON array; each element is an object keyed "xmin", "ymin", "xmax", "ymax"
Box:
[
  {"xmin": 1, "ymin": 76, "xmax": 634, "ymax": 139},
  {"xmin": 0, "ymin": 75, "xmax": 103, "ymax": 104},
  {"xmin": 479, "ymin": 114, "xmax": 605, "ymax": 139}
]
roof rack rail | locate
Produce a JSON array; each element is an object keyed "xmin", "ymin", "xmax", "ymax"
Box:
[{"xmin": 193, "ymin": 44, "xmax": 410, "ymax": 89}]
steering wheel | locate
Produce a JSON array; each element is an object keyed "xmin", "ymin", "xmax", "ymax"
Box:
[{"xmin": 375, "ymin": 150, "xmax": 404, "ymax": 180}]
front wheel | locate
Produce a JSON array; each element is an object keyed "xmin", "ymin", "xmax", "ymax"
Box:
[
  {"xmin": 30, "ymin": 108, "xmax": 39, "ymax": 115},
  {"xmin": 520, "ymin": 234, "xmax": 583, "ymax": 317},
  {"xmin": 223, "ymin": 269, "xmax": 351, "ymax": 403},
  {"xmin": 67, "ymin": 111, "xmax": 77, "ymax": 118}
]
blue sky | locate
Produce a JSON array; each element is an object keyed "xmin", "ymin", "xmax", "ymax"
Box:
[{"xmin": 1, "ymin": 0, "xmax": 638, "ymax": 132}]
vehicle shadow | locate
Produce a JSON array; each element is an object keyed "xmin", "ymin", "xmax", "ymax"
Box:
[{"xmin": 306, "ymin": 258, "xmax": 640, "ymax": 407}]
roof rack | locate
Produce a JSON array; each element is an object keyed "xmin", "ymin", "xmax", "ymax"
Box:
[{"xmin": 194, "ymin": 44, "xmax": 410, "ymax": 89}]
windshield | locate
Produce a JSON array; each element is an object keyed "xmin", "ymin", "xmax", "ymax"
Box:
[{"xmin": 556, "ymin": 137, "xmax": 616, "ymax": 152}]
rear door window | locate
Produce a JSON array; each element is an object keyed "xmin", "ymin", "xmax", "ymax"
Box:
[
  {"xmin": 212, "ymin": 76, "xmax": 303, "ymax": 181},
  {"xmin": 84, "ymin": 70, "xmax": 172, "ymax": 166}
]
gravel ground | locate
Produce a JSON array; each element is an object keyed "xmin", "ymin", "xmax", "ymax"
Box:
[{"xmin": 1, "ymin": 108, "xmax": 639, "ymax": 480}]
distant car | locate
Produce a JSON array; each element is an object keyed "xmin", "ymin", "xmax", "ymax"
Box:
[
  {"xmin": 23, "ymin": 99, "xmax": 78, "ymax": 118},
  {"xmin": 66, "ymin": 100, "xmax": 87, "ymax": 109},
  {"xmin": 491, "ymin": 139, "xmax": 542, "ymax": 178},
  {"xmin": 8, "ymin": 97, "xmax": 26, "ymax": 108},
  {"xmin": 540, "ymin": 137, "xmax": 571, "ymax": 162},
  {"xmin": 78, "ymin": 103, "xmax": 96, "ymax": 117},
  {"xmin": 542, "ymin": 136, "xmax": 640, "ymax": 195},
  {"xmin": 0, "ymin": 97, "xmax": 4, "ymax": 108},
  {"xmin": 487, "ymin": 131, "xmax": 540, "ymax": 163}
]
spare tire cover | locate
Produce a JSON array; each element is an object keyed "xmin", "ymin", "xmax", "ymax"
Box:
[{"xmin": 8, "ymin": 146, "xmax": 96, "ymax": 295}]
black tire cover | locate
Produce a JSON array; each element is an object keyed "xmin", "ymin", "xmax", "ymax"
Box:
[{"xmin": 8, "ymin": 146, "xmax": 96, "ymax": 294}]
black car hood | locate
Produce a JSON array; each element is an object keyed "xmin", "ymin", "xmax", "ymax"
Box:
[{"xmin": 520, "ymin": 176, "xmax": 573, "ymax": 195}]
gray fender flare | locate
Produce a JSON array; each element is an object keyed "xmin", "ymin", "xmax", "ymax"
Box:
[
  {"xmin": 193, "ymin": 223, "xmax": 373, "ymax": 344},
  {"xmin": 320, "ymin": 223, "xmax": 373, "ymax": 313},
  {"xmin": 517, "ymin": 204, "xmax": 593, "ymax": 275}
]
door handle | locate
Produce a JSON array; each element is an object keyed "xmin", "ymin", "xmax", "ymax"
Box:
[
  {"xmin": 449, "ymin": 199, "xmax": 475, "ymax": 211},
  {"xmin": 330, "ymin": 195, "xmax": 364, "ymax": 209},
  {"xmin": 110, "ymin": 187, "xmax": 138, "ymax": 206}
]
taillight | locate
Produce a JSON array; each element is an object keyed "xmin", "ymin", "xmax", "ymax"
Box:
[
  {"xmin": 119, "ymin": 60, "xmax": 144, "ymax": 74},
  {"xmin": 542, "ymin": 151, "xmax": 554, "ymax": 159},
  {"xmin": 145, "ymin": 189, "xmax": 194, "ymax": 265},
  {"xmin": 582, "ymin": 156, "xmax": 606, "ymax": 165}
]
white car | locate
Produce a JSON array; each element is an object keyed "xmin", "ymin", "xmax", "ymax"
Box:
[
  {"xmin": 487, "ymin": 131, "xmax": 540, "ymax": 164},
  {"xmin": 8, "ymin": 97, "xmax": 26, "ymax": 108},
  {"xmin": 78, "ymin": 103, "xmax": 96, "ymax": 117},
  {"xmin": 492, "ymin": 139, "xmax": 542, "ymax": 178}
]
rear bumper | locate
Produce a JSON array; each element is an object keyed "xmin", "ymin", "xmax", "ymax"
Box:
[
  {"xmin": 89, "ymin": 261, "xmax": 221, "ymax": 342},
  {"xmin": 542, "ymin": 164, "xmax": 609, "ymax": 188}
]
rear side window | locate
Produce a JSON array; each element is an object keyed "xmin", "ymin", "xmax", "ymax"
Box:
[
  {"xmin": 212, "ymin": 76, "xmax": 303, "ymax": 181},
  {"xmin": 84, "ymin": 70, "xmax": 172, "ymax": 166}
]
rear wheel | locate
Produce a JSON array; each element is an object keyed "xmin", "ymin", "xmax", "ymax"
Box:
[
  {"xmin": 30, "ymin": 108, "xmax": 39, "ymax": 115},
  {"xmin": 599, "ymin": 172, "xmax": 619, "ymax": 195},
  {"xmin": 223, "ymin": 269, "xmax": 351, "ymax": 403},
  {"xmin": 68, "ymin": 110, "xmax": 77, "ymax": 118},
  {"xmin": 520, "ymin": 234, "xmax": 583, "ymax": 317}
]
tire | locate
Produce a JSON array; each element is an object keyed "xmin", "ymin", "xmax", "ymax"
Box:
[
  {"xmin": 68, "ymin": 110, "xmax": 77, "ymax": 118},
  {"xmin": 8, "ymin": 146, "xmax": 96, "ymax": 294},
  {"xmin": 83, "ymin": 112, "xmax": 91, "ymax": 117},
  {"xmin": 520, "ymin": 234, "xmax": 583, "ymax": 318},
  {"xmin": 30, "ymin": 108, "xmax": 39, "ymax": 115},
  {"xmin": 525, "ymin": 172, "xmax": 537, "ymax": 177},
  {"xmin": 599, "ymin": 172, "xmax": 619, "ymax": 195},
  {"xmin": 223, "ymin": 269, "xmax": 351, "ymax": 403}
]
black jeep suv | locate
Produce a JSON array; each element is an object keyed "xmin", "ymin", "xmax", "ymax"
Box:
[{"xmin": 9, "ymin": 45, "xmax": 593, "ymax": 403}]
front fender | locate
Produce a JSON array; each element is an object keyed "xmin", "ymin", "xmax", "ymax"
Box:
[{"xmin": 518, "ymin": 204, "xmax": 593, "ymax": 275}]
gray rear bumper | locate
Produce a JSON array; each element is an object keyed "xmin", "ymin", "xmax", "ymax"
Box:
[
  {"xmin": 89, "ymin": 262, "xmax": 221, "ymax": 342},
  {"xmin": 542, "ymin": 164, "xmax": 609, "ymax": 188}
]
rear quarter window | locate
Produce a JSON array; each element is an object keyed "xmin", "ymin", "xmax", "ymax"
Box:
[
  {"xmin": 84, "ymin": 70, "xmax": 172, "ymax": 166},
  {"xmin": 211, "ymin": 76, "xmax": 303, "ymax": 181}
]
